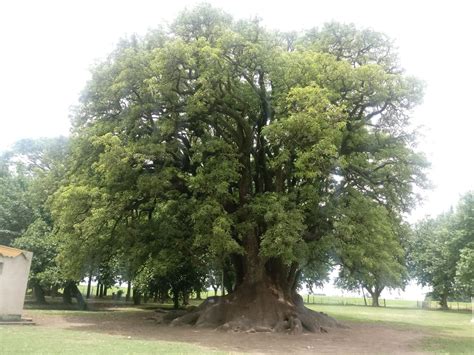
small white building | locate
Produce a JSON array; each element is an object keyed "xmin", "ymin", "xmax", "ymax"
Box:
[{"xmin": 0, "ymin": 245, "xmax": 33, "ymax": 321}]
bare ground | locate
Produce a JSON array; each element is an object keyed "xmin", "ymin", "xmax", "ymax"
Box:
[{"xmin": 27, "ymin": 307, "xmax": 428, "ymax": 354}]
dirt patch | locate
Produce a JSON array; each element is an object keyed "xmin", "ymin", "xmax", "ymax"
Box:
[{"xmin": 28, "ymin": 308, "xmax": 427, "ymax": 354}]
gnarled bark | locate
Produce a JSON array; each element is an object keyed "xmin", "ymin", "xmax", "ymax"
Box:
[{"xmin": 170, "ymin": 280, "xmax": 339, "ymax": 333}]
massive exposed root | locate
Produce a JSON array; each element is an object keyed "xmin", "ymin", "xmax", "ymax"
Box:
[{"xmin": 168, "ymin": 283, "xmax": 341, "ymax": 334}]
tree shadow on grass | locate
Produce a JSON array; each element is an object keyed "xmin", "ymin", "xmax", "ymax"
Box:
[{"xmin": 39, "ymin": 307, "xmax": 429, "ymax": 355}]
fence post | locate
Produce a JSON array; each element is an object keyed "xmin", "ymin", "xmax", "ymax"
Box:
[{"xmin": 384, "ymin": 299, "xmax": 386, "ymax": 307}]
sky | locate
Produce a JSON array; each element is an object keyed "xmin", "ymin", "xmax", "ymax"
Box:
[{"xmin": 0, "ymin": 0, "xmax": 473, "ymax": 223}]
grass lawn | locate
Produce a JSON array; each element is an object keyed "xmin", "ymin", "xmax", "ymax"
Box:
[
  {"xmin": 307, "ymin": 304, "xmax": 474, "ymax": 354},
  {"xmin": 0, "ymin": 324, "xmax": 222, "ymax": 354},
  {"xmin": 2, "ymin": 302, "xmax": 472, "ymax": 354}
]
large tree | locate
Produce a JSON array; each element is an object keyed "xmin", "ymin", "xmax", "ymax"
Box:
[{"xmin": 54, "ymin": 5, "xmax": 426, "ymax": 333}]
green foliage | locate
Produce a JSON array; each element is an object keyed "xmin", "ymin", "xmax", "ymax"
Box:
[
  {"xmin": 410, "ymin": 215, "xmax": 458, "ymax": 304},
  {"xmin": 13, "ymin": 219, "xmax": 64, "ymax": 289},
  {"xmin": 301, "ymin": 22, "xmax": 399, "ymax": 70},
  {"xmin": 0, "ymin": 138, "xmax": 70, "ymax": 299},
  {"xmin": 253, "ymin": 194, "xmax": 306, "ymax": 263},
  {"xmin": 0, "ymin": 166, "xmax": 33, "ymax": 245},
  {"xmin": 455, "ymin": 247, "xmax": 474, "ymax": 295},
  {"xmin": 410, "ymin": 191, "xmax": 474, "ymax": 304},
  {"xmin": 50, "ymin": 5, "xmax": 427, "ymax": 297},
  {"xmin": 453, "ymin": 192, "xmax": 474, "ymax": 295}
]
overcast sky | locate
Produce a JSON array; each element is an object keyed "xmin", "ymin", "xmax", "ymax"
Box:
[{"xmin": 0, "ymin": 0, "xmax": 472, "ymax": 222}]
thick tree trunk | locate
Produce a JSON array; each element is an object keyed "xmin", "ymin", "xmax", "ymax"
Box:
[
  {"xmin": 51, "ymin": 285, "xmax": 60, "ymax": 298},
  {"xmin": 171, "ymin": 277, "xmax": 339, "ymax": 333},
  {"xmin": 170, "ymin": 164, "xmax": 339, "ymax": 333},
  {"xmin": 133, "ymin": 288, "xmax": 141, "ymax": 305},
  {"xmin": 183, "ymin": 292, "xmax": 190, "ymax": 306},
  {"xmin": 366, "ymin": 287, "xmax": 382, "ymax": 307},
  {"xmin": 63, "ymin": 281, "xmax": 88, "ymax": 310},
  {"xmin": 170, "ymin": 247, "xmax": 340, "ymax": 333},
  {"xmin": 63, "ymin": 283, "xmax": 73, "ymax": 305},
  {"xmin": 371, "ymin": 293, "xmax": 380, "ymax": 307},
  {"xmin": 71, "ymin": 282, "xmax": 88, "ymax": 310},
  {"xmin": 169, "ymin": 165, "xmax": 341, "ymax": 333},
  {"xmin": 439, "ymin": 292, "xmax": 449, "ymax": 310},
  {"xmin": 172, "ymin": 292, "xmax": 179, "ymax": 309},
  {"xmin": 33, "ymin": 282, "xmax": 47, "ymax": 304}
]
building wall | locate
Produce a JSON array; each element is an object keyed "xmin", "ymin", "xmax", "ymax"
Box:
[{"xmin": 0, "ymin": 252, "xmax": 32, "ymax": 319}]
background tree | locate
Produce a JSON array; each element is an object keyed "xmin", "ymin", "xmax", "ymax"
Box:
[
  {"xmin": 334, "ymin": 193, "xmax": 408, "ymax": 306},
  {"xmin": 53, "ymin": 5, "xmax": 427, "ymax": 333},
  {"xmin": 453, "ymin": 192, "xmax": 474, "ymax": 297},
  {"xmin": 1, "ymin": 137, "xmax": 72, "ymax": 304},
  {"xmin": 410, "ymin": 192, "xmax": 474, "ymax": 308},
  {"xmin": 0, "ymin": 155, "xmax": 34, "ymax": 246},
  {"xmin": 456, "ymin": 247, "xmax": 474, "ymax": 297},
  {"xmin": 13, "ymin": 219, "xmax": 62, "ymax": 304},
  {"xmin": 410, "ymin": 215, "xmax": 457, "ymax": 309}
]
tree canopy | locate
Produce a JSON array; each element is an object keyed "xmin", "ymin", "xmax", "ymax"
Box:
[{"xmin": 5, "ymin": 5, "xmax": 428, "ymax": 332}]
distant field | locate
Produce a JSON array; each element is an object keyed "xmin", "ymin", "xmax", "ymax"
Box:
[
  {"xmin": 301, "ymin": 294, "xmax": 472, "ymax": 310},
  {"xmin": 77, "ymin": 284, "xmax": 129, "ymax": 297}
]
